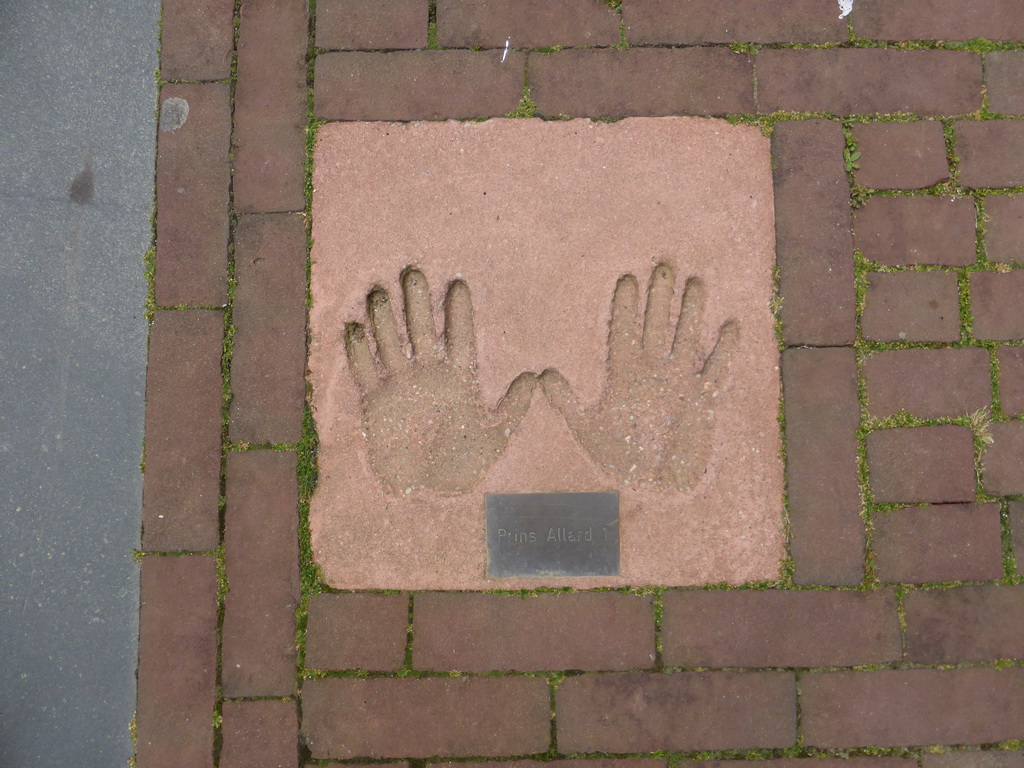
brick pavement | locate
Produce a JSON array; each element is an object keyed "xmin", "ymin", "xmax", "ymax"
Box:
[{"xmin": 137, "ymin": 0, "xmax": 1024, "ymax": 765}]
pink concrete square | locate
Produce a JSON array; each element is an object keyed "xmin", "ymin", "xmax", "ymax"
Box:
[{"xmin": 309, "ymin": 118, "xmax": 783, "ymax": 589}]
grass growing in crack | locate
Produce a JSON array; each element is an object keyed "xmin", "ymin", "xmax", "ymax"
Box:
[{"xmin": 506, "ymin": 90, "xmax": 537, "ymax": 118}]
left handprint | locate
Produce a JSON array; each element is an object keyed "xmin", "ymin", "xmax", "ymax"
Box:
[{"xmin": 345, "ymin": 269, "xmax": 536, "ymax": 494}]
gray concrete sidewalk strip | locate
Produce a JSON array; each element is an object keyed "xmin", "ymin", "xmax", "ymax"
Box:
[{"xmin": 0, "ymin": 2, "xmax": 158, "ymax": 766}]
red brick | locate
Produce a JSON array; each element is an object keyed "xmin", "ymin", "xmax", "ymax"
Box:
[
  {"xmin": 142, "ymin": 310, "xmax": 224, "ymax": 552},
  {"xmin": 220, "ymin": 700, "xmax": 298, "ymax": 768},
  {"xmin": 233, "ymin": 0, "xmax": 308, "ymax": 214},
  {"xmin": 852, "ymin": 122, "xmax": 950, "ymax": 190},
  {"xmin": 867, "ymin": 426, "xmax": 975, "ymax": 504},
  {"xmin": 160, "ymin": 0, "xmax": 235, "ymax": 81},
  {"xmin": 624, "ymin": 0, "xmax": 844, "ymax": 44},
  {"xmin": 854, "ymin": 196, "xmax": 975, "ymax": 267},
  {"xmin": 923, "ymin": 752, "xmax": 1024, "ymax": 768},
  {"xmin": 999, "ymin": 346, "xmax": 1024, "ymax": 416},
  {"xmin": 686, "ymin": 761, "xmax": 915, "ymax": 768},
  {"xmin": 136, "ymin": 556, "xmax": 218, "ymax": 768},
  {"xmin": 530, "ymin": 48, "xmax": 755, "ymax": 118},
  {"xmin": 885, "ymin": 210, "xmax": 962, "ymax": 277},
  {"xmin": 228, "ymin": 214, "xmax": 307, "ymax": 445},
  {"xmin": 302, "ymin": 676, "xmax": 550, "ymax": 758},
  {"xmin": 873, "ymin": 504, "xmax": 1004, "ymax": 584},
  {"xmin": 557, "ymin": 671, "xmax": 796, "ymax": 752},
  {"xmin": 781, "ymin": 348, "xmax": 864, "ymax": 586},
  {"xmin": 772, "ymin": 121, "xmax": 856, "ymax": 345},
  {"xmin": 442, "ymin": 761, "xmax": 663, "ymax": 768},
  {"xmin": 851, "ymin": 0, "xmax": 1024, "ymax": 42},
  {"xmin": 905, "ymin": 585, "xmax": 1024, "ymax": 663},
  {"xmin": 802, "ymin": 668, "xmax": 1024, "ymax": 747},
  {"xmin": 984, "ymin": 421, "xmax": 1024, "ymax": 495},
  {"xmin": 662, "ymin": 589, "xmax": 899, "ymax": 668},
  {"xmin": 864, "ymin": 348, "xmax": 991, "ymax": 420},
  {"xmin": 987, "ymin": 52, "xmax": 1024, "ymax": 116},
  {"xmin": 1013, "ymin": 501, "xmax": 1024, "ymax": 574},
  {"xmin": 305, "ymin": 593, "xmax": 408, "ymax": 671},
  {"xmin": 971, "ymin": 270, "xmax": 1024, "ymax": 341},
  {"xmin": 957, "ymin": 121, "xmax": 1024, "ymax": 189},
  {"xmin": 222, "ymin": 451, "xmax": 300, "ymax": 697},
  {"xmin": 155, "ymin": 84, "xmax": 231, "ymax": 306},
  {"xmin": 985, "ymin": 195, "xmax": 1024, "ymax": 265},
  {"xmin": 317, "ymin": 0, "xmax": 427, "ymax": 50},
  {"xmin": 438, "ymin": 0, "xmax": 619, "ymax": 48},
  {"xmin": 413, "ymin": 592, "xmax": 654, "ymax": 672},
  {"xmin": 758, "ymin": 50, "xmax": 982, "ymax": 117},
  {"xmin": 861, "ymin": 271, "xmax": 961, "ymax": 343},
  {"xmin": 314, "ymin": 51, "xmax": 524, "ymax": 120}
]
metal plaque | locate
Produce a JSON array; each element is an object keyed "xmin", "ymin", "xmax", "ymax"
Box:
[{"xmin": 486, "ymin": 492, "xmax": 619, "ymax": 578}]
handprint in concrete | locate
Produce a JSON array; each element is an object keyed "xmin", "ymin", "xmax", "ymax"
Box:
[
  {"xmin": 345, "ymin": 269, "xmax": 536, "ymax": 494},
  {"xmin": 541, "ymin": 264, "xmax": 738, "ymax": 493}
]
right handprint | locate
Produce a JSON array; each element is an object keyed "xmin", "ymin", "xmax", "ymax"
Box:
[{"xmin": 540, "ymin": 264, "xmax": 738, "ymax": 493}]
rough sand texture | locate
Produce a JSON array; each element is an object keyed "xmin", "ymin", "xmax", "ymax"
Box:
[{"xmin": 309, "ymin": 118, "xmax": 783, "ymax": 589}]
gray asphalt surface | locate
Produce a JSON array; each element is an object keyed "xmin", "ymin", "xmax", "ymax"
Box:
[{"xmin": 0, "ymin": 2, "xmax": 159, "ymax": 765}]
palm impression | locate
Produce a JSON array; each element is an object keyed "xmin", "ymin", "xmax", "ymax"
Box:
[
  {"xmin": 344, "ymin": 269, "xmax": 535, "ymax": 495},
  {"xmin": 541, "ymin": 263, "xmax": 739, "ymax": 493}
]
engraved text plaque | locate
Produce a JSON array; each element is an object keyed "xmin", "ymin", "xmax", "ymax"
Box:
[{"xmin": 486, "ymin": 492, "xmax": 619, "ymax": 578}]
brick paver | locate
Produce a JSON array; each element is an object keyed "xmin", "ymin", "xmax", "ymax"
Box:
[
  {"xmin": 228, "ymin": 214, "xmax": 308, "ymax": 445},
  {"xmin": 802, "ymin": 667, "xmax": 1024, "ymax": 747},
  {"xmin": 781, "ymin": 348, "xmax": 863, "ymax": 585},
  {"xmin": 155, "ymin": 84, "xmax": 231, "ymax": 306},
  {"xmin": 221, "ymin": 451, "xmax": 300, "ymax": 697},
  {"xmin": 142, "ymin": 310, "xmax": 224, "ymax": 552},
  {"xmin": 530, "ymin": 48, "xmax": 755, "ymax": 117},
  {"xmin": 872, "ymin": 503, "xmax": 1004, "ymax": 584},
  {"xmin": 302, "ymin": 677, "xmax": 551, "ymax": 758},
  {"xmin": 1013, "ymin": 501, "xmax": 1024, "ymax": 570},
  {"xmin": 556, "ymin": 672, "xmax": 796, "ymax": 752},
  {"xmin": 136, "ymin": 556, "xmax": 218, "ymax": 768},
  {"xmin": 905, "ymin": 585, "xmax": 1024, "ymax": 663},
  {"xmin": 867, "ymin": 426, "xmax": 975, "ymax": 503},
  {"xmin": 662, "ymin": 590, "xmax": 900, "ymax": 667},
  {"xmin": 861, "ymin": 271, "xmax": 961, "ymax": 343},
  {"xmin": 684, "ymin": 761, "xmax": 915, "ymax": 768},
  {"xmin": 985, "ymin": 195, "xmax": 1024, "ymax": 265},
  {"xmin": 232, "ymin": 0, "xmax": 308, "ymax": 214},
  {"xmin": 316, "ymin": 0, "xmax": 428, "ymax": 50},
  {"xmin": 864, "ymin": 348, "xmax": 991, "ymax": 419},
  {"xmin": 314, "ymin": 50, "xmax": 525, "ymax": 120},
  {"xmin": 957, "ymin": 121, "xmax": 1024, "ymax": 188},
  {"xmin": 304, "ymin": 593, "xmax": 409, "ymax": 671},
  {"xmin": 987, "ymin": 52, "xmax": 1024, "ymax": 115},
  {"xmin": 999, "ymin": 346, "xmax": 1024, "ymax": 416},
  {"xmin": 623, "ymin": 0, "xmax": 845, "ymax": 44},
  {"xmin": 854, "ymin": 197, "xmax": 976, "ymax": 267},
  {"xmin": 923, "ymin": 753, "xmax": 1024, "ymax": 768},
  {"xmin": 445, "ymin": 762, "xmax": 665, "ymax": 768},
  {"xmin": 159, "ymin": 0, "xmax": 234, "ymax": 81},
  {"xmin": 852, "ymin": 121, "xmax": 950, "ymax": 190},
  {"xmin": 758, "ymin": 50, "xmax": 982, "ymax": 116},
  {"xmin": 438, "ymin": 0, "xmax": 620, "ymax": 48},
  {"xmin": 772, "ymin": 121, "xmax": 856, "ymax": 346},
  {"xmin": 413, "ymin": 592, "xmax": 655, "ymax": 672},
  {"xmin": 971, "ymin": 270, "xmax": 1024, "ymax": 340},
  {"xmin": 983, "ymin": 422, "xmax": 1024, "ymax": 495},
  {"xmin": 851, "ymin": 0, "xmax": 1024, "ymax": 41},
  {"xmin": 220, "ymin": 700, "xmax": 298, "ymax": 768}
]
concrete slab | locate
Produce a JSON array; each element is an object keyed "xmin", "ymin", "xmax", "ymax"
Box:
[
  {"xmin": 309, "ymin": 118, "xmax": 783, "ymax": 589},
  {"xmin": 0, "ymin": 1, "xmax": 157, "ymax": 764}
]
